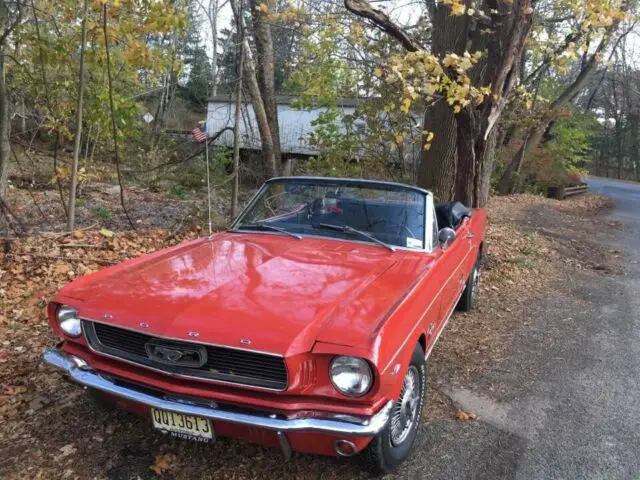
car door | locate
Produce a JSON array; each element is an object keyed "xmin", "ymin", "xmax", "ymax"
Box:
[{"xmin": 435, "ymin": 221, "xmax": 473, "ymax": 327}]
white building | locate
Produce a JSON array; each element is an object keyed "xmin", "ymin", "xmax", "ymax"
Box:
[{"xmin": 206, "ymin": 95, "xmax": 362, "ymax": 156}]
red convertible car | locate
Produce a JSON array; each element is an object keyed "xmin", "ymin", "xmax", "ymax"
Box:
[{"xmin": 43, "ymin": 177, "xmax": 486, "ymax": 472}]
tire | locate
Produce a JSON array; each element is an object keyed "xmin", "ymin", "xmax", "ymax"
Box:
[
  {"xmin": 457, "ymin": 256, "xmax": 480, "ymax": 312},
  {"xmin": 364, "ymin": 344, "xmax": 426, "ymax": 474}
]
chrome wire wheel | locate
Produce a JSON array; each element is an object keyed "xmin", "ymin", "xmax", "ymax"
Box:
[{"xmin": 390, "ymin": 365, "xmax": 420, "ymax": 447}]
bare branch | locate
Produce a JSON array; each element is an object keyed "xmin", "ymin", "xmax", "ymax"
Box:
[
  {"xmin": 0, "ymin": 0, "xmax": 23, "ymax": 45},
  {"xmin": 102, "ymin": 4, "xmax": 135, "ymax": 230},
  {"xmin": 344, "ymin": 0, "xmax": 422, "ymax": 52}
]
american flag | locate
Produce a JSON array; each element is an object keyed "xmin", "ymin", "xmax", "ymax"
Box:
[{"xmin": 192, "ymin": 126, "xmax": 208, "ymax": 143}]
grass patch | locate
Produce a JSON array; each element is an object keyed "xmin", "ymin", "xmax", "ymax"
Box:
[
  {"xmin": 96, "ymin": 207, "xmax": 111, "ymax": 220},
  {"xmin": 172, "ymin": 184, "xmax": 188, "ymax": 200},
  {"xmin": 509, "ymin": 256, "xmax": 537, "ymax": 269}
]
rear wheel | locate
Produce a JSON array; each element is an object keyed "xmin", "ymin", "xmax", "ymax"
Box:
[
  {"xmin": 364, "ymin": 344, "xmax": 426, "ymax": 473},
  {"xmin": 457, "ymin": 257, "xmax": 480, "ymax": 312}
]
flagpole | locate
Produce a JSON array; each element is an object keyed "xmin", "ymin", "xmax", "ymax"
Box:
[{"xmin": 205, "ymin": 132, "xmax": 212, "ymax": 236}]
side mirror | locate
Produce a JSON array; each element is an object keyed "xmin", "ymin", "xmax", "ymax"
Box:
[{"xmin": 438, "ymin": 227, "xmax": 456, "ymax": 248}]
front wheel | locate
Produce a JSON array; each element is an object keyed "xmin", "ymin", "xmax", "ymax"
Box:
[{"xmin": 364, "ymin": 344, "xmax": 426, "ymax": 473}]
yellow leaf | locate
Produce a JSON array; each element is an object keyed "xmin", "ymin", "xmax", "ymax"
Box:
[
  {"xmin": 99, "ymin": 228, "xmax": 115, "ymax": 238},
  {"xmin": 450, "ymin": 2, "xmax": 466, "ymax": 15},
  {"xmin": 395, "ymin": 133, "xmax": 404, "ymax": 145},
  {"xmin": 443, "ymin": 54, "xmax": 459, "ymax": 68},
  {"xmin": 258, "ymin": 2, "xmax": 269, "ymax": 13},
  {"xmin": 401, "ymin": 98, "xmax": 412, "ymax": 113},
  {"xmin": 375, "ymin": 67, "xmax": 383, "ymax": 77}
]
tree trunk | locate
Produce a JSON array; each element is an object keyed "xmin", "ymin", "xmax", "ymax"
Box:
[
  {"xmin": 454, "ymin": 112, "xmax": 476, "ymax": 206},
  {"xmin": 67, "ymin": 0, "xmax": 88, "ymax": 232},
  {"xmin": 476, "ymin": 127, "xmax": 498, "ymax": 205},
  {"xmin": 230, "ymin": 10, "xmax": 245, "ymax": 220},
  {"xmin": 19, "ymin": 96, "xmax": 25, "ymax": 133},
  {"xmin": 418, "ymin": 1, "xmax": 469, "ymax": 203},
  {"xmin": 420, "ymin": 101, "xmax": 458, "ymax": 202},
  {"xmin": 210, "ymin": 1, "xmax": 218, "ymax": 96},
  {"xmin": 345, "ymin": 0, "xmax": 532, "ymax": 207},
  {"xmin": 197, "ymin": 0, "xmax": 225, "ymax": 96},
  {"xmin": 0, "ymin": 0, "xmax": 22, "ymax": 199},
  {"xmin": 430, "ymin": 0, "xmax": 531, "ymax": 206},
  {"xmin": 630, "ymin": 113, "xmax": 639, "ymax": 181},
  {"xmin": 102, "ymin": 3, "xmax": 134, "ymax": 229},
  {"xmin": 0, "ymin": 50, "xmax": 9, "ymax": 199},
  {"xmin": 497, "ymin": 132, "xmax": 532, "ymax": 194},
  {"xmin": 616, "ymin": 117, "xmax": 623, "ymax": 179},
  {"xmin": 231, "ymin": 0, "xmax": 277, "ymax": 178},
  {"xmin": 250, "ymin": 0, "xmax": 281, "ymax": 169}
]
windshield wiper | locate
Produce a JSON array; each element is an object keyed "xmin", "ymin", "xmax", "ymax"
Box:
[
  {"xmin": 316, "ymin": 223, "xmax": 396, "ymax": 252},
  {"xmin": 235, "ymin": 222, "xmax": 303, "ymax": 240}
]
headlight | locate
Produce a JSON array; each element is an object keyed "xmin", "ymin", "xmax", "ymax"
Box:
[
  {"xmin": 56, "ymin": 305, "xmax": 82, "ymax": 338},
  {"xmin": 329, "ymin": 356, "xmax": 373, "ymax": 397}
]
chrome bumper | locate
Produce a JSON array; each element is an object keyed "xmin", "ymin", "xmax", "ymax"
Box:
[{"xmin": 42, "ymin": 347, "xmax": 392, "ymax": 438}]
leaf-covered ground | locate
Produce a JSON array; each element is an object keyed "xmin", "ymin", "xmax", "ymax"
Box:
[{"xmin": 0, "ymin": 193, "xmax": 615, "ymax": 479}]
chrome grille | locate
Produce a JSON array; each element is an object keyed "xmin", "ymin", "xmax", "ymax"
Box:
[{"xmin": 83, "ymin": 321, "xmax": 288, "ymax": 390}]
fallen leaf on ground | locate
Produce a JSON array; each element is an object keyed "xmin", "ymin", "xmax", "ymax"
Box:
[
  {"xmin": 3, "ymin": 385, "xmax": 28, "ymax": 395},
  {"xmin": 99, "ymin": 228, "xmax": 115, "ymax": 238},
  {"xmin": 150, "ymin": 453, "xmax": 178, "ymax": 474},
  {"xmin": 53, "ymin": 262, "xmax": 70, "ymax": 275},
  {"xmin": 28, "ymin": 395, "xmax": 49, "ymax": 411},
  {"xmin": 58, "ymin": 443, "xmax": 77, "ymax": 459},
  {"xmin": 456, "ymin": 408, "xmax": 478, "ymax": 422}
]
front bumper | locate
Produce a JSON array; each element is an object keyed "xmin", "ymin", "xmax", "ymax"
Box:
[{"xmin": 43, "ymin": 347, "xmax": 392, "ymax": 441}]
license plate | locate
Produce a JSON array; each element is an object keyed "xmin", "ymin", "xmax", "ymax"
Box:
[{"xmin": 151, "ymin": 408, "xmax": 214, "ymax": 443}]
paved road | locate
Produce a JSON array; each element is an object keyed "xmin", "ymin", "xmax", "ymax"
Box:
[{"xmin": 414, "ymin": 177, "xmax": 640, "ymax": 479}]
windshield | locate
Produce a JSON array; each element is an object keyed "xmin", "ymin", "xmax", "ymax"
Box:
[{"xmin": 232, "ymin": 179, "xmax": 426, "ymax": 250}]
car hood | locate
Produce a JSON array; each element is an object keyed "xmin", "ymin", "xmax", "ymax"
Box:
[{"xmin": 61, "ymin": 233, "xmax": 428, "ymax": 356}]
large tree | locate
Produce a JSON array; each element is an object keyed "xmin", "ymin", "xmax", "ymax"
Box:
[
  {"xmin": 344, "ymin": 0, "xmax": 534, "ymax": 206},
  {"xmin": 230, "ymin": 0, "xmax": 279, "ymax": 177},
  {"xmin": 249, "ymin": 0, "xmax": 281, "ymax": 172}
]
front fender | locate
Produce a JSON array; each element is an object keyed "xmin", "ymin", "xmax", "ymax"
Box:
[{"xmin": 378, "ymin": 329, "xmax": 427, "ymax": 400}]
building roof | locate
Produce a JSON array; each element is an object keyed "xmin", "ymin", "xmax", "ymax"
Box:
[{"xmin": 208, "ymin": 95, "xmax": 365, "ymax": 108}]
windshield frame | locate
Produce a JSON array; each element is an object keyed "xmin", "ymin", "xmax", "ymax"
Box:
[{"xmin": 229, "ymin": 177, "xmax": 434, "ymax": 252}]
